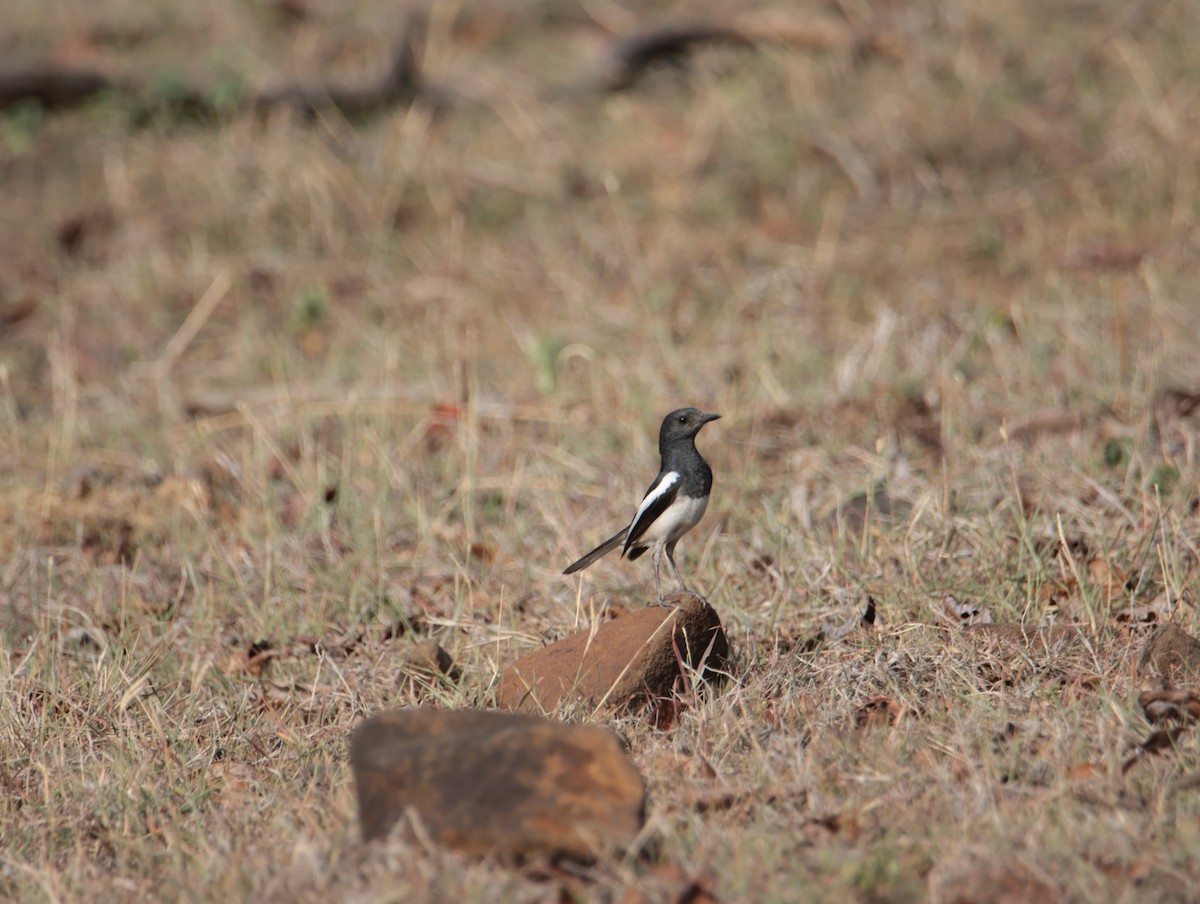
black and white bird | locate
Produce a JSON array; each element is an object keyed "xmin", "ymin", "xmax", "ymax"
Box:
[{"xmin": 563, "ymin": 408, "xmax": 720, "ymax": 599}]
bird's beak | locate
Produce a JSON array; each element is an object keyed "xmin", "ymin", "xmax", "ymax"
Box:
[{"xmin": 700, "ymin": 413, "xmax": 721, "ymax": 424}]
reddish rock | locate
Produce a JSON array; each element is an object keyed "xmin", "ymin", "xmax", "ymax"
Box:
[
  {"xmin": 496, "ymin": 592, "xmax": 728, "ymax": 713},
  {"xmin": 350, "ymin": 708, "xmax": 645, "ymax": 861}
]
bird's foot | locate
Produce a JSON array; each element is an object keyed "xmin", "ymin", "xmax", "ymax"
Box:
[{"xmin": 653, "ymin": 589, "xmax": 700, "ymax": 610}]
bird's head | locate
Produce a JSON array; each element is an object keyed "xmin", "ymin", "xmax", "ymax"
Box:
[{"xmin": 659, "ymin": 408, "xmax": 720, "ymax": 445}]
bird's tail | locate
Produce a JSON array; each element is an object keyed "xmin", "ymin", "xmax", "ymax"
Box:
[{"xmin": 563, "ymin": 527, "xmax": 629, "ymax": 575}]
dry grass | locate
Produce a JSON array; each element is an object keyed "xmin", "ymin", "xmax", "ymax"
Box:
[{"xmin": 3, "ymin": 0, "xmax": 1200, "ymax": 900}]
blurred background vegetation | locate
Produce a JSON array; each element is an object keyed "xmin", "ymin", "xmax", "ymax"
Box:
[{"xmin": 3, "ymin": 0, "xmax": 1200, "ymax": 900}]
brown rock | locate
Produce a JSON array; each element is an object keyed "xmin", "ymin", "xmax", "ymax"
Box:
[
  {"xmin": 350, "ymin": 708, "xmax": 645, "ymax": 861},
  {"xmin": 495, "ymin": 592, "xmax": 728, "ymax": 713},
  {"xmin": 1139, "ymin": 623, "xmax": 1200, "ymax": 682}
]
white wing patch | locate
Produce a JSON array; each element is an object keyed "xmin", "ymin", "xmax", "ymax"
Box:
[
  {"xmin": 631, "ymin": 471, "xmax": 679, "ymax": 529},
  {"xmin": 636, "ymin": 493, "xmax": 708, "ymax": 546}
]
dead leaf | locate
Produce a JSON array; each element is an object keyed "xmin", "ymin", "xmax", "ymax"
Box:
[
  {"xmin": 1118, "ymin": 602, "xmax": 1166, "ymax": 624},
  {"xmin": 398, "ymin": 639, "xmax": 460, "ymax": 688},
  {"xmin": 685, "ymin": 785, "xmax": 805, "ymax": 816},
  {"xmin": 1154, "ymin": 387, "xmax": 1200, "ymax": 423},
  {"xmin": 1139, "ymin": 689, "xmax": 1200, "ymax": 724},
  {"xmin": 750, "ymin": 554, "xmax": 774, "ymax": 573},
  {"xmin": 0, "ymin": 297, "xmax": 38, "ymax": 332},
  {"xmin": 425, "ymin": 402, "xmax": 461, "ymax": 443},
  {"xmin": 941, "ymin": 593, "xmax": 994, "ymax": 625},
  {"xmin": 1115, "ymin": 598, "xmax": 1171, "ymax": 626},
  {"xmin": 290, "ymin": 634, "xmax": 321, "ymax": 654},
  {"xmin": 854, "ymin": 696, "xmax": 898, "ymax": 730},
  {"xmin": 810, "ymin": 811, "xmax": 865, "ymax": 840},
  {"xmin": 56, "ymin": 208, "xmax": 115, "ymax": 257},
  {"xmin": 1152, "ymin": 388, "xmax": 1200, "ymax": 448},
  {"xmin": 1065, "ymin": 762, "xmax": 1105, "ymax": 781},
  {"xmin": 618, "ymin": 863, "xmax": 719, "ymax": 904},
  {"xmin": 1122, "ymin": 727, "xmax": 1190, "ymax": 773},
  {"xmin": 1003, "ymin": 408, "xmax": 1086, "ymax": 443},
  {"xmin": 1086, "ymin": 557, "xmax": 1128, "ymax": 598},
  {"xmin": 1037, "ymin": 576, "xmax": 1078, "ymax": 612},
  {"xmin": 1068, "ymin": 241, "xmax": 1148, "ymax": 271},
  {"xmin": 223, "ymin": 639, "xmax": 278, "ymax": 677},
  {"xmin": 298, "ymin": 329, "xmax": 326, "ymax": 357},
  {"xmin": 469, "ymin": 541, "xmax": 496, "ymax": 564},
  {"xmin": 599, "ymin": 601, "xmax": 629, "ymax": 620},
  {"xmin": 649, "ymin": 697, "xmax": 684, "ymax": 731}
]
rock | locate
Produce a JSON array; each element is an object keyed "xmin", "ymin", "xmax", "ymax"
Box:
[
  {"xmin": 495, "ymin": 592, "xmax": 728, "ymax": 713},
  {"xmin": 1138, "ymin": 623, "xmax": 1200, "ymax": 682},
  {"xmin": 350, "ymin": 708, "xmax": 644, "ymax": 861}
]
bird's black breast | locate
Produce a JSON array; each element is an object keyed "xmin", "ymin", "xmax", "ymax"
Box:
[{"xmin": 665, "ymin": 444, "xmax": 712, "ymax": 497}]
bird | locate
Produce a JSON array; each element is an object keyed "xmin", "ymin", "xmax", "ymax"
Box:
[{"xmin": 563, "ymin": 407, "xmax": 720, "ymax": 600}]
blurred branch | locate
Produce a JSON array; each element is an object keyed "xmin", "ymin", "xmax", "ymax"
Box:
[
  {"xmin": 253, "ymin": 14, "xmax": 426, "ymax": 116},
  {"xmin": 0, "ymin": 15, "xmax": 431, "ymax": 119},
  {"xmin": 573, "ymin": 24, "xmax": 750, "ymax": 94},
  {"xmin": 568, "ymin": 13, "xmax": 894, "ymax": 96},
  {"xmin": 0, "ymin": 64, "xmax": 119, "ymax": 111},
  {"xmin": 0, "ymin": 11, "xmax": 897, "ymax": 118}
]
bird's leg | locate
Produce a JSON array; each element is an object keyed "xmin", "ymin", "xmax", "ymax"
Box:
[
  {"xmin": 652, "ymin": 546, "xmax": 664, "ymax": 601},
  {"xmin": 666, "ymin": 543, "xmax": 689, "ymax": 593}
]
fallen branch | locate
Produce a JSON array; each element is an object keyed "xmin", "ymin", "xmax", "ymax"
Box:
[
  {"xmin": 4, "ymin": 12, "xmax": 896, "ymax": 121},
  {"xmin": 568, "ymin": 11, "xmax": 896, "ymax": 96},
  {"xmin": 253, "ymin": 14, "xmax": 423, "ymax": 117},
  {"xmin": 0, "ymin": 15, "xmax": 429, "ymax": 120},
  {"xmin": 0, "ymin": 64, "xmax": 120, "ymax": 112},
  {"xmin": 573, "ymin": 24, "xmax": 750, "ymax": 94}
]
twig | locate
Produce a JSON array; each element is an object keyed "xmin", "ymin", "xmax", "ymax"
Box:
[
  {"xmin": 0, "ymin": 16, "xmax": 430, "ymax": 121},
  {"xmin": 157, "ymin": 270, "xmax": 232, "ymax": 372},
  {"xmin": 253, "ymin": 15, "xmax": 425, "ymax": 116},
  {"xmin": 0, "ymin": 64, "xmax": 119, "ymax": 111},
  {"xmin": 572, "ymin": 24, "xmax": 750, "ymax": 94}
]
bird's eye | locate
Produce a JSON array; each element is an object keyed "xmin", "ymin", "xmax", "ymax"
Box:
[{"xmin": 678, "ymin": 415, "xmax": 687, "ymax": 424}]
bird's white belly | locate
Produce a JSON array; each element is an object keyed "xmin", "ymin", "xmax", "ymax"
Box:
[{"xmin": 637, "ymin": 493, "xmax": 709, "ymax": 546}]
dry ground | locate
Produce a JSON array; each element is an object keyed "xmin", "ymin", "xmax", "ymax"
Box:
[{"xmin": 3, "ymin": 0, "xmax": 1200, "ymax": 900}]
